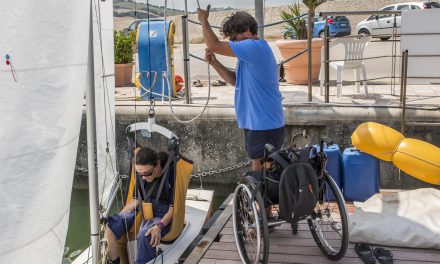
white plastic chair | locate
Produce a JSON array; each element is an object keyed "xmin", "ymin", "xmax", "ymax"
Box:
[{"xmin": 320, "ymin": 36, "xmax": 371, "ymax": 98}]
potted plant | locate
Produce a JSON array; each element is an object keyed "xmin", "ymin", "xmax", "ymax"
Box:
[
  {"xmin": 129, "ymin": 30, "xmax": 137, "ymax": 54},
  {"xmin": 276, "ymin": 0, "xmax": 325, "ymax": 84},
  {"xmin": 114, "ymin": 30, "xmax": 134, "ymax": 87}
]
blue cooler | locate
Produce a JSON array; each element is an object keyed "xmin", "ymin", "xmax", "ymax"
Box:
[
  {"xmin": 342, "ymin": 148, "xmax": 380, "ymax": 202},
  {"xmin": 314, "ymin": 144, "xmax": 342, "ymax": 200}
]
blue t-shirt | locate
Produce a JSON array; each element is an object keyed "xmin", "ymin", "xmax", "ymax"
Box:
[{"xmin": 229, "ymin": 39, "xmax": 284, "ymax": 130}]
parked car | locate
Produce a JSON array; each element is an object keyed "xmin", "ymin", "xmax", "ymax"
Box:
[
  {"xmin": 355, "ymin": 2, "xmax": 440, "ymax": 41},
  {"xmin": 283, "ymin": 15, "xmax": 351, "ymax": 39},
  {"xmin": 313, "ymin": 16, "xmax": 351, "ymax": 38}
]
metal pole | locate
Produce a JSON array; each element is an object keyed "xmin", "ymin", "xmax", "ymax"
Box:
[
  {"xmin": 255, "ymin": 0, "xmax": 264, "ymax": 39},
  {"xmin": 86, "ymin": 1, "xmax": 100, "ymax": 263},
  {"xmin": 401, "ymin": 50, "xmax": 408, "ymax": 134},
  {"xmin": 324, "ymin": 17, "xmax": 330, "ymax": 103},
  {"xmin": 307, "ymin": 10, "xmax": 313, "ymax": 102},
  {"xmin": 183, "ymin": 0, "xmax": 192, "ymax": 103},
  {"xmin": 391, "ymin": 14, "xmax": 397, "ymax": 95}
]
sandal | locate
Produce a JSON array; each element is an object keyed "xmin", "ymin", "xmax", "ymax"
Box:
[
  {"xmin": 211, "ymin": 79, "xmax": 226, "ymax": 86},
  {"xmin": 373, "ymin": 247, "xmax": 393, "ymax": 264},
  {"xmin": 355, "ymin": 243, "xmax": 376, "ymax": 264},
  {"xmin": 192, "ymin": 80, "xmax": 203, "ymax": 87}
]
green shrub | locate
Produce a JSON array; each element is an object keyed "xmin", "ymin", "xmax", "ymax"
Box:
[
  {"xmin": 280, "ymin": 3, "xmax": 307, "ymax": 40},
  {"xmin": 114, "ymin": 30, "xmax": 133, "ymax": 64},
  {"xmin": 280, "ymin": 0, "xmax": 326, "ymax": 40},
  {"xmin": 129, "ymin": 30, "xmax": 137, "ymax": 45}
]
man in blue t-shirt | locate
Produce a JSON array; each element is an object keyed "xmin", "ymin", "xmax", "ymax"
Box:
[{"xmin": 198, "ymin": 5, "xmax": 285, "ymax": 171}]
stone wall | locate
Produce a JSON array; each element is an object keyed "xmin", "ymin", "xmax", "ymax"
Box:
[{"xmin": 75, "ymin": 106, "xmax": 440, "ymax": 191}]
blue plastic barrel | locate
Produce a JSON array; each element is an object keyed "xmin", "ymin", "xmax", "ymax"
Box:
[
  {"xmin": 314, "ymin": 144, "xmax": 342, "ymax": 200},
  {"xmin": 342, "ymin": 147, "xmax": 380, "ymax": 202}
]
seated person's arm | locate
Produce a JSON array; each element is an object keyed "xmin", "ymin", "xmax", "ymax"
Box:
[
  {"xmin": 146, "ymin": 206, "xmax": 174, "ymax": 247},
  {"xmin": 160, "ymin": 206, "xmax": 174, "ymax": 227},
  {"xmin": 121, "ymin": 198, "xmax": 139, "ymax": 213}
]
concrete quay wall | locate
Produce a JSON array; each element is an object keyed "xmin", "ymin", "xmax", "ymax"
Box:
[{"xmin": 75, "ymin": 104, "xmax": 440, "ymax": 190}]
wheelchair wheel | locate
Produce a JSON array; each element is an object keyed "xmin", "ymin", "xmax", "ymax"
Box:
[
  {"xmin": 307, "ymin": 173, "xmax": 349, "ymax": 260},
  {"xmin": 232, "ymin": 177, "xmax": 269, "ymax": 264}
]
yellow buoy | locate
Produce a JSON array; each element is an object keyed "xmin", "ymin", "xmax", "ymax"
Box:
[
  {"xmin": 352, "ymin": 122, "xmax": 404, "ymax": 161},
  {"xmin": 352, "ymin": 122, "xmax": 440, "ymax": 185},
  {"xmin": 393, "ymin": 138, "xmax": 440, "ymax": 185}
]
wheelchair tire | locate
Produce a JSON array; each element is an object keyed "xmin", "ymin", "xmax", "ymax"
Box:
[
  {"xmin": 307, "ymin": 172, "xmax": 349, "ymax": 260},
  {"xmin": 232, "ymin": 176, "xmax": 269, "ymax": 264}
]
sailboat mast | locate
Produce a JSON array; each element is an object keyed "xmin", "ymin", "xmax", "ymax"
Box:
[{"xmin": 86, "ymin": 0, "xmax": 101, "ymax": 263}]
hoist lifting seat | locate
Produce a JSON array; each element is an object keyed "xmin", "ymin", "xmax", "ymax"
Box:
[{"xmin": 124, "ymin": 147, "xmax": 193, "ymax": 242}]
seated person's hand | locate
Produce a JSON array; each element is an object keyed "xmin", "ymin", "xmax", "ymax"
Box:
[{"xmin": 146, "ymin": 225, "xmax": 162, "ymax": 247}]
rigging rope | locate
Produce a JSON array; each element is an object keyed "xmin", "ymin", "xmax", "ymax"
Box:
[{"xmin": 162, "ymin": 0, "xmax": 213, "ymax": 123}]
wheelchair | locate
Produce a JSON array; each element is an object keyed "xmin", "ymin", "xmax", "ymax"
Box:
[{"xmin": 232, "ymin": 138, "xmax": 349, "ymax": 263}]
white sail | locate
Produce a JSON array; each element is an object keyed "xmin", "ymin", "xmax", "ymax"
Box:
[
  {"xmin": 0, "ymin": 0, "xmax": 115, "ymax": 262},
  {"xmin": 92, "ymin": 0, "xmax": 117, "ymax": 212}
]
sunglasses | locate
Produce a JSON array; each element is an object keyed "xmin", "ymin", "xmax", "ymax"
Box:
[{"xmin": 138, "ymin": 167, "xmax": 155, "ymax": 177}]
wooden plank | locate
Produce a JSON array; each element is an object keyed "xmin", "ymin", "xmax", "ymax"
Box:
[
  {"xmin": 199, "ymin": 188, "xmax": 440, "ymax": 264},
  {"xmin": 183, "ymin": 194, "xmax": 233, "ymax": 264},
  {"xmin": 208, "ymin": 242, "xmax": 440, "ymax": 262}
]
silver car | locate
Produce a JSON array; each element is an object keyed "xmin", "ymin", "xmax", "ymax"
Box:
[{"xmin": 355, "ymin": 1, "xmax": 440, "ymax": 40}]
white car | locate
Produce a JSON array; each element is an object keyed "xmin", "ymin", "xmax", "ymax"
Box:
[{"xmin": 355, "ymin": 1, "xmax": 440, "ymax": 40}]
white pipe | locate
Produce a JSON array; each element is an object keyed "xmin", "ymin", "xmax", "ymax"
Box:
[
  {"xmin": 183, "ymin": 0, "xmax": 192, "ymax": 103},
  {"xmin": 86, "ymin": 1, "xmax": 100, "ymax": 263},
  {"xmin": 255, "ymin": 0, "xmax": 264, "ymax": 39}
]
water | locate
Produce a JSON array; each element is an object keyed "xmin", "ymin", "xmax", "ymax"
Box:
[
  {"xmin": 63, "ymin": 183, "xmax": 235, "ymax": 263},
  {"xmin": 63, "ymin": 189, "xmax": 91, "ymax": 263}
]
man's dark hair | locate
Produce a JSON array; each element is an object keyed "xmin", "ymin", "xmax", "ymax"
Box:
[
  {"xmin": 136, "ymin": 147, "xmax": 169, "ymax": 167},
  {"xmin": 221, "ymin": 11, "xmax": 258, "ymax": 38}
]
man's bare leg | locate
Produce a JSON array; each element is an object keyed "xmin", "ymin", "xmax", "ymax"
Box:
[
  {"xmin": 252, "ymin": 158, "xmax": 262, "ymax": 172},
  {"xmin": 252, "ymin": 158, "xmax": 275, "ymax": 224}
]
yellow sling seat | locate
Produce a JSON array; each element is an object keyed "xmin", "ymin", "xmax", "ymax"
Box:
[
  {"xmin": 352, "ymin": 122, "xmax": 440, "ymax": 185},
  {"xmin": 125, "ymin": 151, "xmax": 193, "ymax": 241},
  {"xmin": 162, "ymin": 157, "xmax": 192, "ymax": 241}
]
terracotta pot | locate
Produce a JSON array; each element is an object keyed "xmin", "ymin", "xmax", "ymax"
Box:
[
  {"xmin": 115, "ymin": 63, "xmax": 134, "ymax": 87},
  {"xmin": 276, "ymin": 39, "xmax": 324, "ymax": 85}
]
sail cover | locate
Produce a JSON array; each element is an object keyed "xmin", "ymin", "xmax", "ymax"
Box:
[{"xmin": 0, "ymin": 0, "xmax": 116, "ymax": 262}]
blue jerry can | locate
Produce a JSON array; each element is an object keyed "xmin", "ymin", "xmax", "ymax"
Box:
[
  {"xmin": 314, "ymin": 144, "xmax": 342, "ymax": 200},
  {"xmin": 342, "ymin": 147, "xmax": 380, "ymax": 202}
]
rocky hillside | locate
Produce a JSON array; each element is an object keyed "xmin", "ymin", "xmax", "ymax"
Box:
[{"xmin": 114, "ymin": 0, "xmax": 428, "ymax": 42}]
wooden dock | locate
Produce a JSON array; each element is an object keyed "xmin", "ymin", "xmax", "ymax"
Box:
[{"xmin": 183, "ymin": 194, "xmax": 440, "ymax": 264}]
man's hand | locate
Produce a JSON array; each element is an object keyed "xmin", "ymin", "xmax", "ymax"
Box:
[
  {"xmin": 146, "ymin": 225, "xmax": 162, "ymax": 247},
  {"xmin": 205, "ymin": 49, "xmax": 217, "ymax": 65},
  {"xmin": 197, "ymin": 4, "xmax": 211, "ymax": 23}
]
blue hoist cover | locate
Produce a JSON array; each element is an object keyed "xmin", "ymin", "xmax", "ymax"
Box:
[{"xmin": 138, "ymin": 20, "xmax": 176, "ymax": 99}]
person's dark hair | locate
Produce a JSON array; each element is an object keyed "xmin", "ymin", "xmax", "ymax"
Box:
[
  {"xmin": 136, "ymin": 147, "xmax": 169, "ymax": 168},
  {"xmin": 221, "ymin": 11, "xmax": 258, "ymax": 38}
]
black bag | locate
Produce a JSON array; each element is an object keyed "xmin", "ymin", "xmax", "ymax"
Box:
[{"xmin": 278, "ymin": 162, "xmax": 319, "ymax": 223}]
